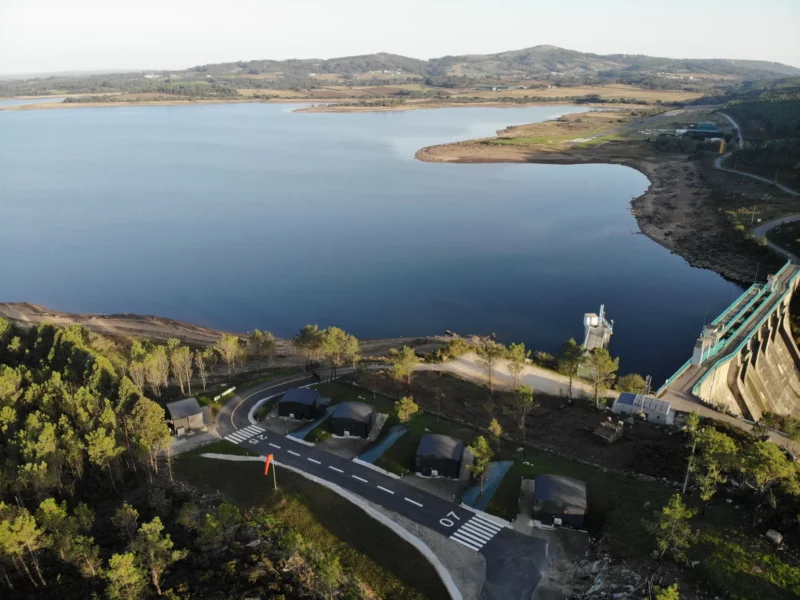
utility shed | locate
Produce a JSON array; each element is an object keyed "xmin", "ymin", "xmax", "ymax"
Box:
[
  {"xmin": 533, "ymin": 474, "xmax": 587, "ymax": 529},
  {"xmin": 166, "ymin": 398, "xmax": 205, "ymax": 433},
  {"xmin": 612, "ymin": 393, "xmax": 675, "ymax": 425},
  {"xmin": 593, "ymin": 420, "xmax": 624, "ymax": 444},
  {"xmin": 278, "ymin": 388, "xmax": 320, "ymax": 420},
  {"xmin": 329, "ymin": 402, "xmax": 375, "ymax": 438},
  {"xmin": 415, "ymin": 434, "xmax": 464, "ymax": 479}
]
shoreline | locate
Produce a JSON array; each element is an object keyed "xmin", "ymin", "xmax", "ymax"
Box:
[
  {"xmin": 0, "ymin": 95, "xmax": 642, "ymax": 114},
  {"xmin": 0, "ymin": 301, "xmax": 451, "ymax": 359},
  {"xmin": 415, "ymin": 137, "xmax": 768, "ymax": 284}
]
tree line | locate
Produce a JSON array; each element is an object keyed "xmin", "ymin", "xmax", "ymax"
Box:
[{"xmin": 0, "ymin": 318, "xmax": 377, "ymax": 598}]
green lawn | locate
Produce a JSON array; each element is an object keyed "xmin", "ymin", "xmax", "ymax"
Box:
[
  {"xmin": 201, "ymin": 440, "xmax": 260, "ymax": 456},
  {"xmin": 175, "ymin": 442, "xmax": 447, "ymax": 600},
  {"xmin": 486, "ymin": 454, "xmax": 672, "ymax": 555},
  {"xmin": 376, "ymin": 412, "xmax": 477, "ymax": 476},
  {"xmin": 302, "ymin": 382, "xmax": 398, "ymax": 440}
]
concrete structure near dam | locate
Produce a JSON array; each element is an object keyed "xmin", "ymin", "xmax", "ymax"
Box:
[{"xmin": 658, "ymin": 261, "xmax": 800, "ymax": 423}]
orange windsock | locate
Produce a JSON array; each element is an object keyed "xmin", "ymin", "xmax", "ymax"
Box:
[{"xmin": 264, "ymin": 454, "xmax": 273, "ymax": 475}]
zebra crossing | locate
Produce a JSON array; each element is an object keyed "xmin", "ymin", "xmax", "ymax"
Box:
[
  {"xmin": 449, "ymin": 514, "xmax": 504, "ymax": 552},
  {"xmin": 225, "ymin": 424, "xmax": 265, "ymax": 443}
]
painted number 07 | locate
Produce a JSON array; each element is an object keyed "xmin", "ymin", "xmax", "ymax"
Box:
[{"xmin": 439, "ymin": 511, "xmax": 461, "ymax": 528}]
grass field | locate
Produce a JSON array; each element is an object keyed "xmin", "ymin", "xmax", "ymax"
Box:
[{"xmin": 175, "ymin": 440, "xmax": 448, "ymax": 600}]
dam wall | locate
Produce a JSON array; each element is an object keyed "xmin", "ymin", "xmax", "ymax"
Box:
[{"xmin": 693, "ymin": 277, "xmax": 800, "ymax": 421}]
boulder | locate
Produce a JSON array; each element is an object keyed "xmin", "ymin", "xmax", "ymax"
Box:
[{"xmin": 765, "ymin": 529, "xmax": 783, "ymax": 545}]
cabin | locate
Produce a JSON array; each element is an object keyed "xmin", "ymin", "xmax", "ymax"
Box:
[
  {"xmin": 329, "ymin": 402, "xmax": 375, "ymax": 438},
  {"xmin": 166, "ymin": 397, "xmax": 208, "ymax": 435},
  {"xmin": 532, "ymin": 474, "xmax": 587, "ymax": 529},
  {"xmin": 612, "ymin": 393, "xmax": 675, "ymax": 425},
  {"xmin": 278, "ymin": 388, "xmax": 322, "ymax": 420},
  {"xmin": 415, "ymin": 434, "xmax": 464, "ymax": 479}
]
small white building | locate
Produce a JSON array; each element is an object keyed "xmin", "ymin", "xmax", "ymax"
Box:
[{"xmin": 612, "ymin": 393, "xmax": 675, "ymax": 425}]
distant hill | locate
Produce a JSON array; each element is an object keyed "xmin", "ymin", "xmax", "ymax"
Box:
[
  {"xmin": 2, "ymin": 45, "xmax": 798, "ymax": 97},
  {"xmin": 210, "ymin": 45, "xmax": 800, "ymax": 81}
]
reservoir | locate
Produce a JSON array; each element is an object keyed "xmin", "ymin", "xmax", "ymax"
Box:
[{"xmin": 0, "ymin": 102, "xmax": 741, "ymax": 383}]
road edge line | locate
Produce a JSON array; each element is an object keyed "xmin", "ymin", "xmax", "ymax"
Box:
[
  {"xmin": 458, "ymin": 503, "xmax": 512, "ymax": 528},
  {"xmin": 285, "ymin": 435, "xmax": 316, "ymax": 447},
  {"xmin": 351, "ymin": 457, "xmax": 402, "ymax": 480}
]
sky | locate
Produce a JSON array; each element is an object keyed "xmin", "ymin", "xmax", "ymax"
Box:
[{"xmin": 1, "ymin": 0, "xmax": 799, "ymax": 75}]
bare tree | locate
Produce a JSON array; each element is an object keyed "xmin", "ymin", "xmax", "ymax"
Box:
[
  {"xmin": 506, "ymin": 342, "xmax": 530, "ymax": 390},
  {"xmin": 215, "ymin": 334, "xmax": 242, "ymax": 380},
  {"xmin": 129, "ymin": 361, "xmax": 147, "ymax": 391},
  {"xmin": 170, "ymin": 345, "xmax": 193, "ymax": 396},
  {"xmin": 144, "ymin": 347, "xmax": 169, "ymax": 397},
  {"xmin": 477, "ymin": 340, "xmax": 506, "ymax": 395},
  {"xmin": 194, "ymin": 350, "xmax": 209, "ymax": 391}
]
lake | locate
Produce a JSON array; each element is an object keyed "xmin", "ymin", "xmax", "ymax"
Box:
[{"xmin": 0, "ymin": 102, "xmax": 742, "ymax": 384}]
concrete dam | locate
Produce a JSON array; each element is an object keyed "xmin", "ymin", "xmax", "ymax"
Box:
[{"xmin": 659, "ymin": 262, "xmax": 800, "ymax": 422}]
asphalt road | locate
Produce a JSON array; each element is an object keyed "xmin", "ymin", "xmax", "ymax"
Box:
[{"xmin": 216, "ymin": 373, "xmax": 550, "ymax": 600}]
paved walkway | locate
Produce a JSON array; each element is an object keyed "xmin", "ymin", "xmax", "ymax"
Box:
[
  {"xmin": 462, "ymin": 461, "xmax": 513, "ymax": 511},
  {"xmin": 358, "ymin": 425, "xmax": 407, "ymax": 463}
]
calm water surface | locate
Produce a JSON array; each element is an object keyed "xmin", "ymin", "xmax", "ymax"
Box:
[{"xmin": 0, "ymin": 103, "xmax": 742, "ymax": 383}]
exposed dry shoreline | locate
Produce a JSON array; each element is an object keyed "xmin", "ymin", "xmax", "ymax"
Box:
[
  {"xmin": 0, "ymin": 97, "xmax": 313, "ymax": 112},
  {"xmin": 0, "ymin": 302, "xmax": 449, "ymax": 359},
  {"xmin": 416, "ymin": 137, "xmax": 764, "ymax": 284}
]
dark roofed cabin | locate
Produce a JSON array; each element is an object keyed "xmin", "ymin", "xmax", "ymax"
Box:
[
  {"xmin": 278, "ymin": 388, "xmax": 320, "ymax": 420},
  {"xmin": 166, "ymin": 397, "xmax": 206, "ymax": 433},
  {"xmin": 533, "ymin": 474, "xmax": 587, "ymax": 529},
  {"xmin": 329, "ymin": 402, "xmax": 375, "ymax": 438},
  {"xmin": 415, "ymin": 434, "xmax": 464, "ymax": 479}
]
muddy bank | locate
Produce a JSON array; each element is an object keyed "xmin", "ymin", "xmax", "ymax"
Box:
[{"xmin": 416, "ymin": 138, "xmax": 766, "ymax": 284}]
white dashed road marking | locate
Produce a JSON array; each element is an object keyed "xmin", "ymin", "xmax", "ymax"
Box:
[
  {"xmin": 308, "ymin": 458, "xmax": 322, "ymax": 465},
  {"xmin": 288, "ymin": 450, "xmax": 301, "ymax": 457},
  {"xmin": 329, "ymin": 466, "xmax": 344, "ymax": 473},
  {"xmin": 268, "ymin": 443, "xmax": 281, "ymax": 449},
  {"xmin": 352, "ymin": 475, "xmax": 368, "ymax": 483},
  {"xmin": 377, "ymin": 485, "xmax": 394, "ymax": 495},
  {"xmin": 449, "ymin": 515, "xmax": 503, "ymax": 552},
  {"xmin": 404, "ymin": 498, "xmax": 423, "ymax": 507}
]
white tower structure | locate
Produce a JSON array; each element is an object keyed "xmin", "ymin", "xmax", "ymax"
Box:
[
  {"xmin": 583, "ymin": 304, "xmax": 614, "ymax": 351},
  {"xmin": 691, "ymin": 324, "xmax": 723, "ymax": 366}
]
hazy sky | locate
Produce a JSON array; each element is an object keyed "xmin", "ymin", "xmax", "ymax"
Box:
[{"xmin": 1, "ymin": 0, "xmax": 799, "ymax": 75}]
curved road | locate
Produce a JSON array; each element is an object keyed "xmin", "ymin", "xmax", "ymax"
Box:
[
  {"xmin": 714, "ymin": 112, "xmax": 800, "ymax": 263},
  {"xmin": 216, "ymin": 373, "xmax": 552, "ymax": 600},
  {"xmin": 753, "ymin": 215, "xmax": 800, "ymax": 264}
]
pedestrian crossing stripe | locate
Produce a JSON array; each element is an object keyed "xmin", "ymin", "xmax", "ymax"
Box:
[
  {"xmin": 449, "ymin": 515, "xmax": 503, "ymax": 552},
  {"xmin": 225, "ymin": 425, "xmax": 265, "ymax": 443}
]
